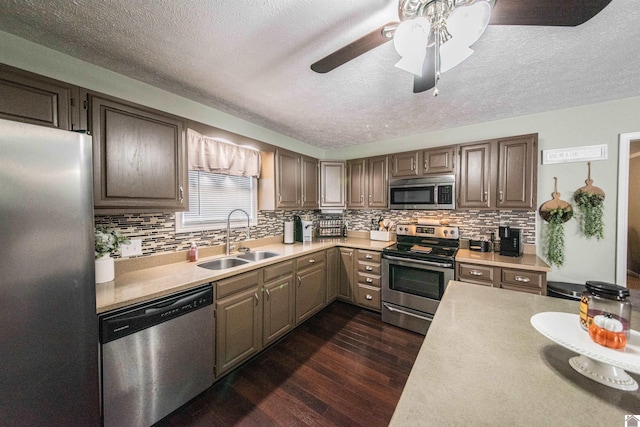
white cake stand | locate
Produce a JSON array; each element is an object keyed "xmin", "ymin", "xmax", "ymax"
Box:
[{"xmin": 531, "ymin": 312, "xmax": 640, "ymax": 391}]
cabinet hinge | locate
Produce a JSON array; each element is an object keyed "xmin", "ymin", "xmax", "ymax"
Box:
[
  {"xmin": 83, "ymin": 99, "xmax": 88, "ymax": 110},
  {"xmin": 213, "ymin": 309, "xmax": 216, "ymax": 318},
  {"xmin": 70, "ymin": 97, "xmax": 75, "ymax": 107}
]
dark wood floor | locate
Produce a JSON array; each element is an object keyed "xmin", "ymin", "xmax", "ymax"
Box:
[{"xmin": 157, "ymin": 301, "xmax": 424, "ymax": 426}]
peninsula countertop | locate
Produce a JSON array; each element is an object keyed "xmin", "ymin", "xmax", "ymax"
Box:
[{"xmin": 390, "ymin": 281, "xmax": 639, "ymax": 426}]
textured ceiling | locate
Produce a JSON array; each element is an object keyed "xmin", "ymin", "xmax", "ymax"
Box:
[{"xmin": 0, "ymin": 0, "xmax": 638, "ymax": 149}]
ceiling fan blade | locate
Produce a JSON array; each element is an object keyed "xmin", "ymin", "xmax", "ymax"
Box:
[
  {"xmin": 413, "ymin": 44, "xmax": 436, "ymax": 94},
  {"xmin": 311, "ymin": 22, "xmax": 399, "ymax": 73},
  {"xmin": 489, "ymin": 0, "xmax": 613, "ymax": 27}
]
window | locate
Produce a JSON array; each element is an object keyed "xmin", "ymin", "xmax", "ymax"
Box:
[{"xmin": 176, "ymin": 170, "xmax": 258, "ymax": 232}]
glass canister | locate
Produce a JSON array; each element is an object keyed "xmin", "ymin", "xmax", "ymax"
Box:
[{"xmin": 579, "ymin": 281, "xmax": 632, "ymax": 338}]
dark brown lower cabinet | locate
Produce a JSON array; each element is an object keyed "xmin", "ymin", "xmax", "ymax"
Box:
[
  {"xmin": 214, "ymin": 272, "xmax": 261, "ymax": 378},
  {"xmin": 326, "ymin": 248, "xmax": 339, "ymax": 303},
  {"xmin": 338, "ymin": 248, "xmax": 354, "ymax": 302},
  {"xmin": 295, "ymin": 251, "xmax": 326, "ymax": 324},
  {"xmin": 262, "ymin": 273, "xmax": 295, "ymax": 346}
]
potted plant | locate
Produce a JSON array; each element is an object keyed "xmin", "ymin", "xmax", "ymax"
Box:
[
  {"xmin": 573, "ymin": 163, "xmax": 605, "ymax": 240},
  {"xmin": 95, "ymin": 227, "xmax": 129, "ymax": 283}
]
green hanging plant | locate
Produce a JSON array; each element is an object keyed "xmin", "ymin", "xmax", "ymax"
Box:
[
  {"xmin": 573, "ymin": 162, "xmax": 605, "ymax": 240},
  {"xmin": 573, "ymin": 190, "xmax": 604, "ymax": 240},
  {"xmin": 539, "ymin": 177, "xmax": 573, "ymax": 267}
]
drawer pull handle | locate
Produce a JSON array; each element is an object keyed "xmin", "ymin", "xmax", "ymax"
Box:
[
  {"xmin": 254, "ymin": 293, "xmax": 259, "ymax": 306},
  {"xmin": 265, "ymin": 288, "xmax": 271, "ymax": 300},
  {"xmin": 365, "ymin": 266, "xmax": 373, "ymax": 271},
  {"xmin": 365, "ymin": 254, "xmax": 373, "ymax": 259},
  {"xmin": 308, "ymin": 259, "xmax": 316, "ymax": 263},
  {"xmin": 365, "ymin": 294, "xmax": 373, "ymax": 300},
  {"xmin": 514, "ymin": 276, "xmax": 530, "ymax": 283},
  {"xmin": 469, "ymin": 270, "xmax": 483, "ymax": 276},
  {"xmin": 366, "ymin": 278, "xmax": 373, "ymax": 283}
]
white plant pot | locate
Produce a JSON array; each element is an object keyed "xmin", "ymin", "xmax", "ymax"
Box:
[{"xmin": 95, "ymin": 254, "xmax": 115, "ymax": 284}]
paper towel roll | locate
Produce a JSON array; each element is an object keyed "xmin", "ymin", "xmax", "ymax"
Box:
[{"xmin": 284, "ymin": 221, "xmax": 294, "ymax": 244}]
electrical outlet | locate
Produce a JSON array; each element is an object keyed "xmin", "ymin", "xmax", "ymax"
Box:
[{"xmin": 120, "ymin": 239, "xmax": 143, "ymax": 257}]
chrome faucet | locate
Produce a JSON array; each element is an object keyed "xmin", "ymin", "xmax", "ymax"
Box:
[{"xmin": 226, "ymin": 208, "xmax": 250, "ymax": 255}]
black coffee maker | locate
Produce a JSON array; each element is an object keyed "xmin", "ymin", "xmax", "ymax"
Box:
[{"xmin": 499, "ymin": 226, "xmax": 522, "ymax": 257}]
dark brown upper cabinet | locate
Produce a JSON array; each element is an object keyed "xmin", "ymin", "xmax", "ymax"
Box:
[
  {"xmin": 346, "ymin": 155, "xmax": 388, "ymax": 209},
  {"xmin": 390, "ymin": 151, "xmax": 420, "ymax": 178},
  {"xmin": 457, "ymin": 134, "xmax": 537, "ymax": 210},
  {"xmin": 0, "ymin": 64, "xmax": 80, "ymax": 131},
  {"xmin": 422, "ymin": 146, "xmax": 456, "ymax": 175},
  {"xmin": 268, "ymin": 149, "xmax": 319, "ymax": 210},
  {"xmin": 319, "ymin": 161, "xmax": 346, "ymax": 208},
  {"xmin": 88, "ymin": 93, "xmax": 187, "ymax": 212}
]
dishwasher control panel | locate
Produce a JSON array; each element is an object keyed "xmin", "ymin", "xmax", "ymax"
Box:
[{"xmin": 99, "ymin": 284, "xmax": 213, "ymax": 344}]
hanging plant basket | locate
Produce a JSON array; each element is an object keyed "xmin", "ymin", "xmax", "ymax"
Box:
[
  {"xmin": 539, "ymin": 177, "xmax": 573, "ymax": 267},
  {"xmin": 573, "ymin": 162, "xmax": 605, "ymax": 240}
]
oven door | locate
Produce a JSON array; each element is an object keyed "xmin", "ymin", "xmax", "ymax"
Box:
[{"xmin": 382, "ymin": 255, "xmax": 454, "ymax": 315}]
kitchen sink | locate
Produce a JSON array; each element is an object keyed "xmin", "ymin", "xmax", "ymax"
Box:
[
  {"xmin": 197, "ymin": 257, "xmax": 251, "ymax": 270},
  {"xmin": 197, "ymin": 251, "xmax": 280, "ymax": 270},
  {"xmin": 236, "ymin": 251, "xmax": 280, "ymax": 261}
]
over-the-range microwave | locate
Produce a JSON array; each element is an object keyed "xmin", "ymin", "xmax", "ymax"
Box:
[{"xmin": 388, "ymin": 175, "xmax": 455, "ymax": 210}]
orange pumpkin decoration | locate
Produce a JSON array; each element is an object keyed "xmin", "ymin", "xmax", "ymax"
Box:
[{"xmin": 588, "ymin": 314, "xmax": 627, "ymax": 350}]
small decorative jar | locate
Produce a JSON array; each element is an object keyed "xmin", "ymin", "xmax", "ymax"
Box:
[{"xmin": 579, "ymin": 281, "xmax": 632, "ymax": 339}]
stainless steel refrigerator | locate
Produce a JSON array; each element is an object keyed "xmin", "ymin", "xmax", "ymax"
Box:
[{"xmin": 0, "ymin": 118, "xmax": 99, "ymax": 425}]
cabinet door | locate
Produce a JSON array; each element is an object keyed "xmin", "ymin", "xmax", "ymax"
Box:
[
  {"xmin": 346, "ymin": 159, "xmax": 367, "ymax": 208},
  {"xmin": 90, "ymin": 95, "xmax": 187, "ymax": 211},
  {"xmin": 301, "ymin": 155, "xmax": 319, "ymax": 209},
  {"xmin": 496, "ymin": 134, "xmax": 537, "ymax": 209},
  {"xmin": 457, "ymin": 142, "xmax": 492, "ymax": 209},
  {"xmin": 320, "ymin": 161, "xmax": 346, "ymax": 208},
  {"xmin": 215, "ymin": 287, "xmax": 261, "ymax": 377},
  {"xmin": 326, "ymin": 248, "xmax": 339, "ymax": 302},
  {"xmin": 422, "ymin": 146, "xmax": 456, "ymax": 175},
  {"xmin": 367, "ymin": 155, "xmax": 388, "ymax": 208},
  {"xmin": 390, "ymin": 151, "xmax": 420, "ymax": 177},
  {"xmin": 275, "ymin": 150, "xmax": 301, "ymax": 208},
  {"xmin": 263, "ymin": 275, "xmax": 295, "ymax": 346},
  {"xmin": 295, "ymin": 264, "xmax": 326, "ymax": 324},
  {"xmin": 0, "ymin": 64, "xmax": 79, "ymax": 130},
  {"xmin": 338, "ymin": 248, "xmax": 354, "ymax": 301}
]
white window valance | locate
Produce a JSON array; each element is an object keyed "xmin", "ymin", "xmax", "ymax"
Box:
[{"xmin": 187, "ymin": 129, "xmax": 261, "ymax": 177}]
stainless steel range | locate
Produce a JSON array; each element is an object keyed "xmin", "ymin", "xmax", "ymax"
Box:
[{"xmin": 382, "ymin": 223, "xmax": 459, "ymax": 335}]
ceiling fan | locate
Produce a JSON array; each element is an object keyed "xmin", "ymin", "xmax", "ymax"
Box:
[{"xmin": 310, "ymin": 0, "xmax": 613, "ymax": 95}]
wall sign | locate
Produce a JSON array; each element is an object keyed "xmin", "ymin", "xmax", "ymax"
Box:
[{"xmin": 542, "ymin": 144, "xmax": 608, "ymax": 164}]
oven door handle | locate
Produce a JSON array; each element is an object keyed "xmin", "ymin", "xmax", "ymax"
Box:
[
  {"xmin": 383, "ymin": 255, "xmax": 453, "ymax": 269},
  {"xmin": 383, "ymin": 303, "xmax": 434, "ymax": 322}
]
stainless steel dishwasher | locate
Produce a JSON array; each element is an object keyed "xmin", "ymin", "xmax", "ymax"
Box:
[{"xmin": 99, "ymin": 284, "xmax": 214, "ymax": 427}]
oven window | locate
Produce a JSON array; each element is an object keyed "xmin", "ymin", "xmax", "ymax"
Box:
[
  {"xmin": 390, "ymin": 186, "xmax": 435, "ymax": 205},
  {"xmin": 388, "ymin": 263, "xmax": 445, "ymax": 300}
]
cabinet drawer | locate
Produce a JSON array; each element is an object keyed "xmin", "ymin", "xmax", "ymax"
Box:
[
  {"xmin": 501, "ymin": 269, "xmax": 544, "ymax": 290},
  {"xmin": 296, "ymin": 251, "xmax": 326, "ymax": 270},
  {"xmin": 500, "ymin": 283, "xmax": 543, "ymax": 295},
  {"xmin": 357, "ymin": 272, "xmax": 380, "ymax": 287},
  {"xmin": 263, "ymin": 260, "xmax": 294, "ymax": 283},
  {"xmin": 355, "ymin": 284, "xmax": 381, "ymax": 311},
  {"xmin": 357, "ymin": 250, "xmax": 381, "ymax": 263},
  {"xmin": 357, "ymin": 261, "xmax": 381, "ymax": 275},
  {"xmin": 457, "ymin": 263, "xmax": 496, "ymax": 284},
  {"xmin": 216, "ymin": 270, "xmax": 260, "ymax": 299}
]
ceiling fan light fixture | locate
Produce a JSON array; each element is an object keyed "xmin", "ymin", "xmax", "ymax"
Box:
[
  {"xmin": 446, "ymin": 1, "xmax": 492, "ymax": 48},
  {"xmin": 393, "ymin": 17, "xmax": 431, "ymax": 76}
]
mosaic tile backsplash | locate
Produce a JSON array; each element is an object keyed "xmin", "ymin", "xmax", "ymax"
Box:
[{"xmin": 95, "ymin": 209, "xmax": 535, "ymax": 258}]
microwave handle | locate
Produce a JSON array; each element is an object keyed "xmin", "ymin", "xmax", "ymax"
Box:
[{"xmin": 383, "ymin": 255, "xmax": 453, "ymax": 269}]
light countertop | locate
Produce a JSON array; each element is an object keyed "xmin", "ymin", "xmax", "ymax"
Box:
[
  {"xmin": 96, "ymin": 237, "xmax": 392, "ymax": 313},
  {"xmin": 390, "ymin": 281, "xmax": 639, "ymax": 426},
  {"xmin": 456, "ymin": 249, "xmax": 551, "ymax": 272}
]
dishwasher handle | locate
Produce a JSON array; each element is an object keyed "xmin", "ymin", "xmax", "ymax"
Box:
[{"xmin": 100, "ymin": 284, "xmax": 213, "ymax": 344}]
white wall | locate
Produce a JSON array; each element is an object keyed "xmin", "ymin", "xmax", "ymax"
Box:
[{"xmin": 3, "ymin": 29, "xmax": 639, "ymax": 284}]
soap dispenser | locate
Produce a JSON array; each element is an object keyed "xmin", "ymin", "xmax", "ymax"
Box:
[{"xmin": 188, "ymin": 242, "xmax": 198, "ymax": 262}]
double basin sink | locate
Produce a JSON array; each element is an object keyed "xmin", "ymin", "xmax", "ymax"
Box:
[{"xmin": 197, "ymin": 251, "xmax": 279, "ymax": 270}]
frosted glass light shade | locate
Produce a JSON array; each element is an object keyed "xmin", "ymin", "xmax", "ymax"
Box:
[
  {"xmin": 446, "ymin": 1, "xmax": 492, "ymax": 47},
  {"xmin": 394, "ymin": 17, "xmax": 431, "ymax": 76}
]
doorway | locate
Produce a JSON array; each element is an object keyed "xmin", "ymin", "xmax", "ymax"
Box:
[{"xmin": 617, "ymin": 132, "xmax": 640, "ymax": 290}]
